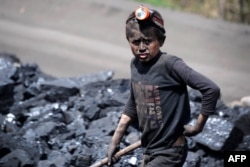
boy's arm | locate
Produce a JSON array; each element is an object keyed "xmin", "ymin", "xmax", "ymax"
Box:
[
  {"xmin": 107, "ymin": 114, "xmax": 132, "ymax": 166},
  {"xmin": 170, "ymin": 57, "xmax": 221, "ymax": 116},
  {"xmin": 183, "ymin": 113, "xmax": 208, "ymax": 136},
  {"xmin": 170, "ymin": 58, "xmax": 220, "ymax": 136}
]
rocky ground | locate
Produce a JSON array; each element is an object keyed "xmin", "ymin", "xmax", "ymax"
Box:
[{"xmin": 0, "ymin": 53, "xmax": 250, "ymax": 167}]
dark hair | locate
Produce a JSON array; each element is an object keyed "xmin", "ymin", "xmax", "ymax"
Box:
[{"xmin": 125, "ymin": 8, "xmax": 166, "ymax": 42}]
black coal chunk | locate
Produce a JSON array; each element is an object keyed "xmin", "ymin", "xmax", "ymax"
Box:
[{"xmin": 0, "ymin": 53, "xmax": 249, "ymax": 167}]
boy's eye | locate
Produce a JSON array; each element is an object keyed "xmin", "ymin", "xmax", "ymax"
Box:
[
  {"xmin": 131, "ymin": 39, "xmax": 152, "ymax": 46},
  {"xmin": 144, "ymin": 39, "xmax": 151, "ymax": 45},
  {"xmin": 132, "ymin": 40, "xmax": 140, "ymax": 46}
]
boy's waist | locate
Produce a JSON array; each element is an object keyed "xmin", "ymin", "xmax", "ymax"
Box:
[{"xmin": 143, "ymin": 134, "xmax": 186, "ymax": 154}]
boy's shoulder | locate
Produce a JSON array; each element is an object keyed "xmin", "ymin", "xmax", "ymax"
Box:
[
  {"xmin": 161, "ymin": 52, "xmax": 179, "ymax": 59},
  {"xmin": 161, "ymin": 52, "xmax": 181, "ymax": 64},
  {"xmin": 160, "ymin": 52, "xmax": 183, "ymax": 71}
]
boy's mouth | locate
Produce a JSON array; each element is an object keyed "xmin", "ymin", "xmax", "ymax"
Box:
[{"xmin": 138, "ymin": 54, "xmax": 147, "ymax": 59}]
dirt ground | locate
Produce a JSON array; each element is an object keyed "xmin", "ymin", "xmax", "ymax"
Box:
[{"xmin": 0, "ymin": 0, "xmax": 250, "ymax": 104}]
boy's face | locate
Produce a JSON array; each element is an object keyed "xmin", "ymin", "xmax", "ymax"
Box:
[{"xmin": 127, "ymin": 26, "xmax": 162, "ymax": 63}]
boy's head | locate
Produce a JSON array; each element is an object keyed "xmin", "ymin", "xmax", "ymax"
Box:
[
  {"xmin": 125, "ymin": 6, "xmax": 166, "ymax": 62},
  {"xmin": 126, "ymin": 6, "xmax": 166, "ymax": 44}
]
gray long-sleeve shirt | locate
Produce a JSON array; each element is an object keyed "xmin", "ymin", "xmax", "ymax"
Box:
[{"xmin": 123, "ymin": 52, "xmax": 220, "ymax": 153}]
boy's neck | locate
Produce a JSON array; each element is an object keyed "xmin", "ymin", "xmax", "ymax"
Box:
[{"xmin": 140, "ymin": 51, "xmax": 162, "ymax": 66}]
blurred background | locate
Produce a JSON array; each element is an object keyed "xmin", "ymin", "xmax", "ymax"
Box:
[
  {"xmin": 0, "ymin": 0, "xmax": 249, "ymax": 104},
  {"xmin": 136, "ymin": 0, "xmax": 250, "ymax": 24}
]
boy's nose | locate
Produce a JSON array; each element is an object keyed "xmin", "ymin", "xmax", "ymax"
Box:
[{"xmin": 139, "ymin": 42, "xmax": 146, "ymax": 51}]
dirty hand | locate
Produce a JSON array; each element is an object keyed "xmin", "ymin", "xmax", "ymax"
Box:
[
  {"xmin": 184, "ymin": 114, "xmax": 208, "ymax": 137},
  {"xmin": 183, "ymin": 124, "xmax": 203, "ymax": 137},
  {"xmin": 107, "ymin": 143, "xmax": 120, "ymax": 166}
]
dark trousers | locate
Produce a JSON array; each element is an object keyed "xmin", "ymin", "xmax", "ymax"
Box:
[{"xmin": 141, "ymin": 142, "xmax": 188, "ymax": 167}]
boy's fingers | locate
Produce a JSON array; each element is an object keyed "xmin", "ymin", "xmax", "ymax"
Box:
[{"xmin": 107, "ymin": 156, "xmax": 118, "ymax": 166}]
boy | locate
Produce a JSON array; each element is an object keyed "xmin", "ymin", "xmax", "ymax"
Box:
[{"xmin": 107, "ymin": 5, "xmax": 220, "ymax": 167}]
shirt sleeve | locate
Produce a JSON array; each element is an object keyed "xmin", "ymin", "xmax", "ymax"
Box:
[
  {"xmin": 170, "ymin": 58, "xmax": 221, "ymax": 115},
  {"xmin": 123, "ymin": 82, "xmax": 138, "ymax": 119}
]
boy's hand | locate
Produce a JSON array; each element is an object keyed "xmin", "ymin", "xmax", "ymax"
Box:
[
  {"xmin": 183, "ymin": 113, "xmax": 209, "ymax": 137},
  {"xmin": 107, "ymin": 143, "xmax": 120, "ymax": 166},
  {"xmin": 183, "ymin": 124, "xmax": 202, "ymax": 137},
  {"xmin": 107, "ymin": 114, "xmax": 131, "ymax": 165}
]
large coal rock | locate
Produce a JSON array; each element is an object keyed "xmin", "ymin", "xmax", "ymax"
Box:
[{"xmin": 0, "ymin": 53, "xmax": 249, "ymax": 167}]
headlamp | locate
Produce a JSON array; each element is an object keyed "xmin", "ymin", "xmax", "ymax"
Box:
[
  {"xmin": 127, "ymin": 5, "xmax": 165, "ymax": 34},
  {"xmin": 134, "ymin": 6, "xmax": 151, "ymax": 20}
]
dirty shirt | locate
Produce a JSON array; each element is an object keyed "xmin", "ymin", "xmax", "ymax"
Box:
[{"xmin": 123, "ymin": 52, "xmax": 220, "ymax": 154}]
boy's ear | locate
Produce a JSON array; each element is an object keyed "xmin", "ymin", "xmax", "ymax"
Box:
[{"xmin": 159, "ymin": 35, "xmax": 166, "ymax": 46}]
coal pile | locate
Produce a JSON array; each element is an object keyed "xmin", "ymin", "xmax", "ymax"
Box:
[{"xmin": 0, "ymin": 53, "xmax": 250, "ymax": 167}]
